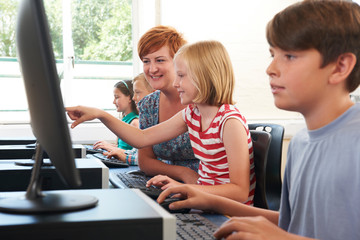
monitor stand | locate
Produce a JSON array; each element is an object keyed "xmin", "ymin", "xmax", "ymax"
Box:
[
  {"xmin": 0, "ymin": 143, "xmax": 98, "ymax": 214},
  {"xmin": 15, "ymin": 141, "xmax": 53, "ymax": 167}
]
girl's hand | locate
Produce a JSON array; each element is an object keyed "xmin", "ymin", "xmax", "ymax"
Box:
[
  {"xmin": 66, "ymin": 106, "xmax": 102, "ymax": 128},
  {"xmin": 156, "ymin": 185, "xmax": 215, "ymax": 211},
  {"xmin": 103, "ymin": 148, "xmax": 126, "ymax": 162},
  {"xmin": 146, "ymin": 175, "xmax": 182, "ymax": 190},
  {"xmin": 93, "ymin": 140, "xmax": 117, "ymax": 152}
]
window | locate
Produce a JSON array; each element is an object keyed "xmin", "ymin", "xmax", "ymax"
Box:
[{"xmin": 0, "ymin": 0, "xmax": 133, "ymax": 123}]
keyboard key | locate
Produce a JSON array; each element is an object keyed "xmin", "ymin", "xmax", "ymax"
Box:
[
  {"xmin": 175, "ymin": 213, "xmax": 218, "ymax": 240},
  {"xmin": 110, "ymin": 170, "xmax": 162, "ymax": 199}
]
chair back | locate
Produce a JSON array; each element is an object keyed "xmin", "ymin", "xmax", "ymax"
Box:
[
  {"xmin": 249, "ymin": 123, "xmax": 284, "ymax": 210},
  {"xmin": 250, "ymin": 130, "xmax": 271, "ymax": 209}
]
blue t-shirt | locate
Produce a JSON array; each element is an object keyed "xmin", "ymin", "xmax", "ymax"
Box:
[
  {"xmin": 138, "ymin": 90, "xmax": 199, "ymax": 172},
  {"xmin": 279, "ymin": 103, "xmax": 360, "ymax": 239}
]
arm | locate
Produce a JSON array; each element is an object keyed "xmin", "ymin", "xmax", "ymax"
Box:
[
  {"xmin": 93, "ymin": 140, "xmax": 117, "ymax": 152},
  {"xmin": 138, "ymin": 147, "xmax": 199, "ymax": 183},
  {"xmin": 157, "ymin": 185, "xmax": 278, "ymax": 223},
  {"xmin": 214, "ymin": 217, "xmax": 314, "ymax": 240},
  {"xmin": 159, "ymin": 185, "xmax": 313, "ymax": 240},
  {"xmin": 198, "ymin": 118, "xmax": 250, "ymax": 201},
  {"xmin": 130, "ymin": 118, "xmax": 139, "ymax": 128},
  {"xmin": 103, "ymin": 148, "xmax": 126, "ymax": 161},
  {"xmin": 146, "ymin": 175, "xmax": 183, "ymax": 189},
  {"xmin": 104, "ymin": 148, "xmax": 139, "ymax": 165},
  {"xmin": 179, "ymin": 118, "xmax": 251, "ymax": 202},
  {"xmin": 66, "ymin": 106, "xmax": 187, "ymax": 149},
  {"xmin": 147, "ymin": 118, "xmax": 251, "ymax": 201}
]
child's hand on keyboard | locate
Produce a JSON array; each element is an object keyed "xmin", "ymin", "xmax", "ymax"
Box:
[
  {"xmin": 93, "ymin": 140, "xmax": 117, "ymax": 152},
  {"xmin": 103, "ymin": 148, "xmax": 126, "ymax": 162},
  {"xmin": 156, "ymin": 185, "xmax": 216, "ymax": 212},
  {"xmin": 146, "ymin": 175, "xmax": 182, "ymax": 190}
]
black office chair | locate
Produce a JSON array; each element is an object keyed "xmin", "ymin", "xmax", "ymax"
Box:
[
  {"xmin": 250, "ymin": 130, "xmax": 271, "ymax": 209},
  {"xmin": 249, "ymin": 123, "xmax": 285, "ymax": 211}
]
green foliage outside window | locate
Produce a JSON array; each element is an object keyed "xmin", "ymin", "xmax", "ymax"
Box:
[
  {"xmin": 71, "ymin": 0, "xmax": 132, "ymax": 61},
  {"xmin": 0, "ymin": 0, "xmax": 17, "ymax": 57},
  {"xmin": 0, "ymin": 0, "xmax": 132, "ymax": 61}
]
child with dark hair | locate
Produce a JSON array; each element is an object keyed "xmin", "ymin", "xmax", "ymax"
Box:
[
  {"xmin": 93, "ymin": 79, "xmax": 138, "ymax": 151},
  {"xmin": 103, "ymin": 73, "xmax": 154, "ymax": 165}
]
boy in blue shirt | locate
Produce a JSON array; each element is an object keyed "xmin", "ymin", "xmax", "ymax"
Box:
[{"xmin": 156, "ymin": 1, "xmax": 360, "ymax": 239}]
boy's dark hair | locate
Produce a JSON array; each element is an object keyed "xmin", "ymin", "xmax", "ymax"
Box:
[{"xmin": 266, "ymin": 0, "xmax": 360, "ymax": 92}]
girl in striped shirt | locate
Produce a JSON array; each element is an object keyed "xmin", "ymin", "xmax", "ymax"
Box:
[{"xmin": 66, "ymin": 40, "xmax": 255, "ymax": 204}]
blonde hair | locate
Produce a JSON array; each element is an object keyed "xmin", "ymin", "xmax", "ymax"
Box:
[
  {"xmin": 132, "ymin": 73, "xmax": 153, "ymax": 93},
  {"xmin": 174, "ymin": 40, "xmax": 235, "ymax": 106}
]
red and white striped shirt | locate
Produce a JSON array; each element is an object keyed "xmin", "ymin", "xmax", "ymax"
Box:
[{"xmin": 183, "ymin": 104, "xmax": 255, "ymax": 205}]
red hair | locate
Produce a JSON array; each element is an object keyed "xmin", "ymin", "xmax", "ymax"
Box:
[{"xmin": 137, "ymin": 25, "xmax": 187, "ymax": 60}]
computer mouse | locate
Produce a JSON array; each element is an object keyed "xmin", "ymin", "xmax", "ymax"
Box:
[{"xmin": 160, "ymin": 198, "xmax": 190, "ymax": 214}]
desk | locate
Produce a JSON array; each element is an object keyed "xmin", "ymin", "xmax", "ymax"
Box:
[
  {"xmin": 108, "ymin": 165, "xmax": 229, "ymax": 228},
  {"xmin": 0, "ymin": 154, "xmax": 227, "ymax": 239},
  {"xmin": 0, "ymin": 189, "xmax": 175, "ymax": 240}
]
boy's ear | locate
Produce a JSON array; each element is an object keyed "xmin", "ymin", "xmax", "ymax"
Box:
[{"xmin": 329, "ymin": 53, "xmax": 357, "ymax": 85}]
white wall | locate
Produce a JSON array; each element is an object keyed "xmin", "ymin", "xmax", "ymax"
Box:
[
  {"xmin": 159, "ymin": 0, "xmax": 302, "ymax": 121},
  {"xmin": 1, "ymin": 0, "xmax": 307, "ymax": 144}
]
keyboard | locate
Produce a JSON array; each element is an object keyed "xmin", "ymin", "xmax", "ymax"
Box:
[
  {"xmin": 175, "ymin": 213, "xmax": 218, "ymax": 240},
  {"xmin": 92, "ymin": 153, "xmax": 129, "ymax": 168},
  {"xmin": 84, "ymin": 144, "xmax": 104, "ymax": 154},
  {"xmin": 109, "ymin": 170, "xmax": 162, "ymax": 199}
]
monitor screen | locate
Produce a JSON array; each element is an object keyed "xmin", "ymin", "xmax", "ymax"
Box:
[{"xmin": 0, "ymin": 0, "xmax": 98, "ymax": 214}]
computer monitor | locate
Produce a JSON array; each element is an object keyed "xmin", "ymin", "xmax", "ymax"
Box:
[{"xmin": 0, "ymin": 0, "xmax": 98, "ymax": 214}]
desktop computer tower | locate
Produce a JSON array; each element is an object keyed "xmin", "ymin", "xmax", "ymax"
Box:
[{"xmin": 0, "ymin": 158, "xmax": 109, "ymax": 191}]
